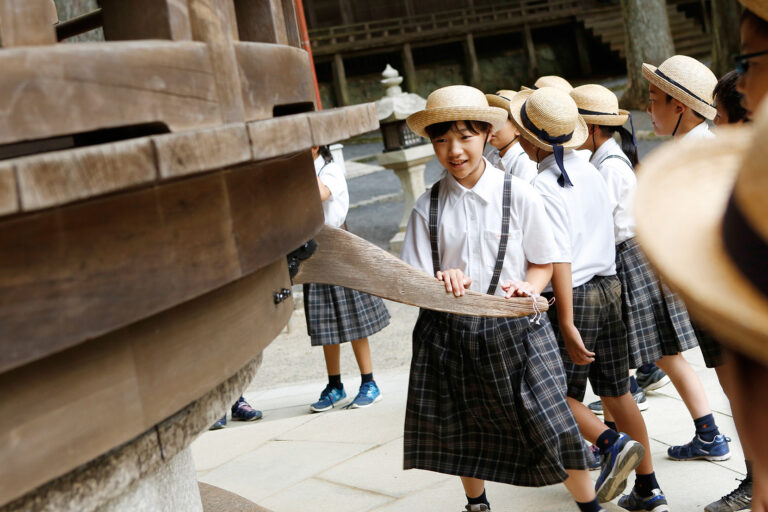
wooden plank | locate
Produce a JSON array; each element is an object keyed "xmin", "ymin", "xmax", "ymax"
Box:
[
  {"xmin": 294, "ymin": 225, "xmax": 549, "ymax": 317},
  {"xmin": 307, "ymin": 108, "xmax": 351, "ymax": 146},
  {"xmin": 235, "ymin": 42, "xmax": 316, "ymax": 121},
  {"xmin": 0, "ymin": 258, "xmax": 293, "ymax": 507},
  {"xmin": 344, "ymin": 103, "xmax": 380, "ymax": 138},
  {"xmin": 227, "ymin": 150, "xmax": 324, "ymax": 275},
  {"xmin": 246, "ymin": 115, "xmax": 312, "ymax": 160},
  {"xmin": 101, "ymin": 0, "xmax": 192, "ymax": 41},
  {"xmin": 188, "ymin": 0, "xmax": 246, "ymax": 124},
  {"xmin": 234, "ymin": 0, "xmax": 289, "ymax": 45},
  {"xmin": 0, "ymin": 153, "xmax": 323, "ymax": 374},
  {"xmin": 0, "ymin": 163, "xmax": 19, "ymax": 216},
  {"xmin": 0, "ymin": 41, "xmax": 221, "ymax": 146},
  {"xmin": 14, "ymin": 138, "xmax": 157, "ymax": 212},
  {"xmin": 0, "ymin": 0, "xmax": 57, "ymax": 47},
  {"xmin": 280, "ymin": 0, "xmax": 301, "ymax": 47},
  {"xmin": 152, "ymin": 124, "xmax": 252, "ymax": 179}
]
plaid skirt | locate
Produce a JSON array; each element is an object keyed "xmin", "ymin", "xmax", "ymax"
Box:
[
  {"xmin": 692, "ymin": 322, "xmax": 724, "ymax": 369},
  {"xmin": 303, "ymin": 284, "xmax": 390, "ymax": 346},
  {"xmin": 615, "ymin": 238, "xmax": 698, "ymax": 367},
  {"xmin": 404, "ymin": 310, "xmax": 589, "ymax": 487}
]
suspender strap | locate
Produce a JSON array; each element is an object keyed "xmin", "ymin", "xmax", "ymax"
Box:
[
  {"xmin": 599, "ymin": 153, "xmax": 633, "ymax": 170},
  {"xmin": 486, "ymin": 173, "xmax": 513, "ymax": 295},
  {"xmin": 428, "ymin": 182, "xmax": 441, "ymax": 277}
]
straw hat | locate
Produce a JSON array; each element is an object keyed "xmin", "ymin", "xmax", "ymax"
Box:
[
  {"xmin": 570, "ymin": 84, "xmax": 629, "ymax": 126},
  {"xmin": 508, "ymin": 87, "xmax": 588, "ymax": 152},
  {"xmin": 485, "ymin": 90, "xmax": 517, "ymax": 113},
  {"xmin": 642, "ymin": 55, "xmax": 718, "ymax": 120},
  {"xmin": 521, "ymin": 75, "xmax": 574, "ymax": 93},
  {"xmin": 634, "ymin": 99, "xmax": 768, "ymax": 367},
  {"xmin": 406, "ymin": 85, "xmax": 508, "ymax": 138},
  {"xmin": 740, "ymin": 0, "xmax": 768, "ymax": 22}
]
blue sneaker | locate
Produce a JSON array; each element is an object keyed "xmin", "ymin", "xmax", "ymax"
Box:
[
  {"xmin": 347, "ymin": 381, "xmax": 382, "ymax": 409},
  {"xmin": 310, "ymin": 384, "xmax": 347, "ymax": 412},
  {"xmin": 231, "ymin": 396, "xmax": 263, "ymax": 421},
  {"xmin": 667, "ymin": 434, "xmax": 731, "ymax": 461},
  {"xmin": 618, "ymin": 488, "xmax": 669, "ymax": 511},
  {"xmin": 595, "ymin": 433, "xmax": 646, "ymax": 502},
  {"xmin": 589, "ymin": 444, "xmax": 602, "ymax": 471},
  {"xmin": 209, "ymin": 415, "xmax": 226, "ymax": 430}
]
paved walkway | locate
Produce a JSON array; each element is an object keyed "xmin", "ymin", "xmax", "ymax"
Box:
[{"xmin": 192, "ymin": 301, "xmax": 746, "ymax": 512}]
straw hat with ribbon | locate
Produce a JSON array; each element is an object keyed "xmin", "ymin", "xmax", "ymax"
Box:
[
  {"xmin": 508, "ymin": 87, "xmax": 588, "ymax": 187},
  {"xmin": 642, "ymin": 55, "xmax": 718, "ymax": 120},
  {"xmin": 634, "ymin": 98, "xmax": 768, "ymax": 367},
  {"xmin": 485, "ymin": 90, "xmax": 517, "ymax": 114},
  {"xmin": 521, "ymin": 75, "xmax": 574, "ymax": 93},
  {"xmin": 740, "ymin": 0, "xmax": 768, "ymax": 22},
  {"xmin": 407, "ymin": 85, "xmax": 508, "ymax": 138},
  {"xmin": 570, "ymin": 83, "xmax": 637, "ymax": 148}
]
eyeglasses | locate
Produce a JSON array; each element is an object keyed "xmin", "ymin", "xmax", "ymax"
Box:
[{"xmin": 734, "ymin": 50, "xmax": 768, "ymax": 74}]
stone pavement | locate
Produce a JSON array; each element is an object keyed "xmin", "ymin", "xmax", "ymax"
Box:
[{"xmin": 192, "ymin": 300, "xmax": 746, "ymax": 512}]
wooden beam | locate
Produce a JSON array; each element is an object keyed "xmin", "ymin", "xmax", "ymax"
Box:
[
  {"xmin": 0, "ymin": 257, "xmax": 293, "ymax": 507},
  {"xmin": 100, "ymin": 0, "xmax": 192, "ymax": 41},
  {"xmin": 0, "ymin": 0, "xmax": 57, "ymax": 47},
  {"xmin": 0, "ymin": 42, "xmax": 221, "ymax": 146},
  {"xmin": 573, "ymin": 23, "xmax": 592, "ymax": 77},
  {"xmin": 0, "ymin": 164, "xmax": 18, "ymax": 216},
  {"xmin": 0, "ymin": 151, "xmax": 323, "ymax": 374},
  {"xmin": 188, "ymin": 0, "xmax": 246, "ymax": 124},
  {"xmin": 523, "ymin": 23, "xmax": 538, "ymax": 83},
  {"xmin": 401, "ymin": 42, "xmax": 418, "ymax": 94},
  {"xmin": 331, "ymin": 53, "xmax": 350, "ymax": 107},
  {"xmin": 463, "ymin": 32, "xmax": 481, "ymax": 88},
  {"xmin": 233, "ymin": 0, "xmax": 289, "ymax": 44},
  {"xmin": 280, "ymin": 0, "xmax": 302, "ymax": 47}
]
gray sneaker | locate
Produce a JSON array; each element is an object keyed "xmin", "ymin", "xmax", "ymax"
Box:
[{"xmin": 704, "ymin": 478, "xmax": 752, "ymax": 511}]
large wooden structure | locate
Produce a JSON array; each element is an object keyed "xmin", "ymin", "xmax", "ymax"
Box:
[{"xmin": 0, "ymin": 2, "xmax": 545, "ymax": 511}]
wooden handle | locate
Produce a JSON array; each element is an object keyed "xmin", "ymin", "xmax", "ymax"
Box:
[{"xmin": 293, "ymin": 225, "xmax": 549, "ymax": 318}]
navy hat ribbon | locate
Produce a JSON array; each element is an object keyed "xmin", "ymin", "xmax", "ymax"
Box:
[{"xmin": 521, "ymin": 101, "xmax": 574, "ymax": 187}]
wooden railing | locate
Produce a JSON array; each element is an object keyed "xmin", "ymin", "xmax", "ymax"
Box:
[{"xmin": 308, "ymin": 0, "xmax": 584, "ymax": 54}]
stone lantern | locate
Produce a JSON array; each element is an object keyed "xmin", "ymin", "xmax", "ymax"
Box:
[{"xmin": 375, "ymin": 65, "xmax": 434, "ymax": 254}]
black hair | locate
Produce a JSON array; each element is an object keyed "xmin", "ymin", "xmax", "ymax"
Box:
[
  {"xmin": 424, "ymin": 120, "xmax": 491, "ymax": 139},
  {"xmin": 597, "ymin": 125, "xmax": 639, "ymax": 167},
  {"xmin": 318, "ymin": 145, "xmax": 333, "ymax": 164},
  {"xmin": 714, "ymin": 70, "xmax": 749, "ymax": 123},
  {"xmin": 665, "ymin": 93, "xmax": 706, "ymax": 119},
  {"xmin": 742, "ymin": 8, "xmax": 768, "ymax": 34}
]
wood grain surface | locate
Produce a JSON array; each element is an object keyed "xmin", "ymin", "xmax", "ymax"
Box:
[{"xmin": 294, "ymin": 225, "xmax": 550, "ymax": 318}]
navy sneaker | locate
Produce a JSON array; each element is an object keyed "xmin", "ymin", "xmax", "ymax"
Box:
[
  {"xmin": 231, "ymin": 396, "xmax": 263, "ymax": 421},
  {"xmin": 595, "ymin": 433, "xmax": 646, "ymax": 502},
  {"xmin": 589, "ymin": 444, "xmax": 602, "ymax": 471},
  {"xmin": 347, "ymin": 381, "xmax": 381, "ymax": 409},
  {"xmin": 705, "ymin": 477, "xmax": 752, "ymax": 511},
  {"xmin": 635, "ymin": 366, "xmax": 670, "ymax": 392},
  {"xmin": 667, "ymin": 434, "xmax": 731, "ymax": 461},
  {"xmin": 618, "ymin": 488, "xmax": 669, "ymax": 512},
  {"xmin": 209, "ymin": 415, "xmax": 226, "ymax": 430},
  {"xmin": 588, "ymin": 389, "xmax": 649, "ymax": 416},
  {"xmin": 310, "ymin": 384, "xmax": 347, "ymax": 412}
]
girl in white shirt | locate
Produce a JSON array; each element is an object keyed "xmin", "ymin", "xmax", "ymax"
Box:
[
  {"xmin": 484, "ymin": 90, "xmax": 538, "ymax": 183},
  {"xmin": 304, "ymin": 146, "xmax": 391, "ymax": 413}
]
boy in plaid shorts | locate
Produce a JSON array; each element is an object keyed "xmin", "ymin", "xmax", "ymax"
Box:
[
  {"xmin": 509, "ymin": 87, "xmax": 667, "ymax": 511},
  {"xmin": 401, "ymin": 85, "xmax": 604, "ymax": 512}
]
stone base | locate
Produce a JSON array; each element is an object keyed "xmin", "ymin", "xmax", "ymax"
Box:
[{"xmin": 389, "ymin": 230, "xmax": 405, "ymax": 255}]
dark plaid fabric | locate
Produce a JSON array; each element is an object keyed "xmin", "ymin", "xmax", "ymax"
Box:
[
  {"xmin": 692, "ymin": 322, "xmax": 724, "ymax": 368},
  {"xmin": 404, "ymin": 311, "xmax": 590, "ymax": 486},
  {"xmin": 616, "ymin": 238, "xmax": 699, "ymax": 367},
  {"xmin": 546, "ymin": 275, "xmax": 630, "ymax": 401},
  {"xmin": 303, "ymin": 284, "xmax": 390, "ymax": 346}
]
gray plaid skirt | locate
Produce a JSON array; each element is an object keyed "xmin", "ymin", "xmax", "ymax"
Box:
[
  {"xmin": 303, "ymin": 284, "xmax": 390, "ymax": 346},
  {"xmin": 404, "ymin": 310, "xmax": 589, "ymax": 487},
  {"xmin": 615, "ymin": 238, "xmax": 698, "ymax": 367},
  {"xmin": 547, "ymin": 275, "xmax": 630, "ymax": 401}
]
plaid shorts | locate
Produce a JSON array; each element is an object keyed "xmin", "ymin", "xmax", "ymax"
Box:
[
  {"xmin": 404, "ymin": 310, "xmax": 589, "ymax": 487},
  {"xmin": 303, "ymin": 284, "xmax": 390, "ymax": 346},
  {"xmin": 546, "ymin": 275, "xmax": 630, "ymax": 401},
  {"xmin": 692, "ymin": 322, "xmax": 724, "ymax": 368}
]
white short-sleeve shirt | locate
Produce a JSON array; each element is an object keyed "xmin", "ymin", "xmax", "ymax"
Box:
[
  {"xmin": 401, "ymin": 159, "xmax": 559, "ymax": 297},
  {"xmin": 486, "ymin": 145, "xmax": 538, "ymax": 183},
  {"xmin": 531, "ymin": 150, "xmax": 616, "ymax": 288},
  {"xmin": 683, "ymin": 121, "xmax": 714, "ymax": 140},
  {"xmin": 591, "ymin": 137, "xmax": 637, "ymax": 244},
  {"xmin": 314, "ymin": 155, "xmax": 349, "ymax": 228}
]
